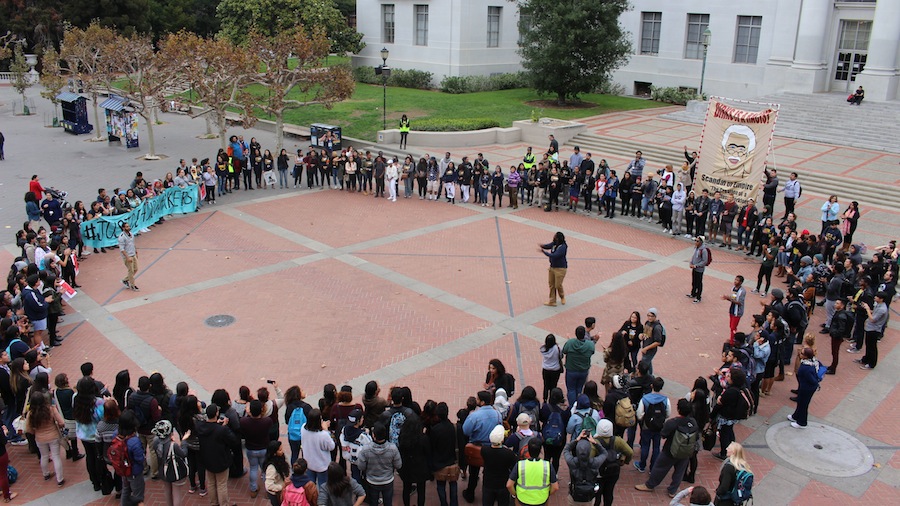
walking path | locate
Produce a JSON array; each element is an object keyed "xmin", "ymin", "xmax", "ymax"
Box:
[{"xmin": 0, "ymin": 87, "xmax": 897, "ymax": 506}]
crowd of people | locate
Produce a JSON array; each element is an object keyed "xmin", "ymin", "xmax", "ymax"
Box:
[{"xmin": 3, "ymin": 130, "xmax": 898, "ymax": 506}]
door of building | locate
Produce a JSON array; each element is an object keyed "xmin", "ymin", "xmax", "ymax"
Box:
[{"xmin": 832, "ymin": 20, "xmax": 871, "ymax": 93}]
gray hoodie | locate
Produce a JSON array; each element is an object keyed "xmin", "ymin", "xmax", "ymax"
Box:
[
  {"xmin": 672, "ymin": 183, "xmax": 687, "ymax": 212},
  {"xmin": 357, "ymin": 440, "xmax": 402, "ymax": 485}
]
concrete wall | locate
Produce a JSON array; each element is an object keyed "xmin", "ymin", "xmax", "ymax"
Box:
[{"xmin": 376, "ymin": 119, "xmax": 585, "ymax": 148}]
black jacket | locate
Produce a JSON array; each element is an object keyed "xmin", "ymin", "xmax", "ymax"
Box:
[
  {"xmin": 196, "ymin": 418, "xmax": 239, "ymax": 473},
  {"xmin": 429, "ymin": 419, "xmax": 457, "ymax": 470},
  {"xmin": 829, "ymin": 309, "xmax": 854, "ymax": 340}
]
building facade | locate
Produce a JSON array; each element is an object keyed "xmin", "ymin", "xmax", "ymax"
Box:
[{"xmin": 353, "ymin": 0, "xmax": 899, "ymax": 102}]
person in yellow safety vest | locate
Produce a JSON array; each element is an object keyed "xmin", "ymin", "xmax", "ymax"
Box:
[
  {"xmin": 507, "ymin": 439, "xmax": 559, "ymax": 506},
  {"xmin": 399, "ymin": 114, "xmax": 410, "ymax": 150},
  {"xmin": 523, "ymin": 147, "xmax": 536, "ymax": 171}
]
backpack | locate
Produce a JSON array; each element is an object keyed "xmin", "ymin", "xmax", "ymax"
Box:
[
  {"xmin": 282, "ymin": 483, "xmax": 312, "ymax": 506},
  {"xmin": 733, "ymin": 348, "xmax": 757, "ymax": 385},
  {"xmin": 107, "ymin": 434, "xmax": 133, "ymax": 477},
  {"xmin": 161, "ymin": 440, "xmax": 188, "ymax": 483},
  {"xmin": 128, "ymin": 392, "xmax": 153, "ymax": 431},
  {"xmin": 388, "ymin": 409, "xmax": 408, "ymax": 445},
  {"xmin": 648, "ymin": 321, "xmax": 667, "ymax": 347},
  {"xmin": 520, "ymin": 404, "xmax": 541, "ymax": 431},
  {"xmin": 730, "ymin": 469, "xmax": 754, "ymax": 504},
  {"xmin": 541, "ymin": 410, "xmax": 565, "ymax": 447},
  {"xmin": 642, "ymin": 399, "xmax": 667, "ymax": 432},
  {"xmin": 571, "ymin": 408, "xmax": 597, "ymax": 436},
  {"xmin": 786, "ymin": 300, "xmax": 808, "ymax": 330},
  {"xmin": 569, "ymin": 456, "xmax": 599, "ymax": 502},
  {"xmin": 704, "ymin": 246, "xmax": 713, "ymax": 266},
  {"xmin": 341, "ymin": 427, "xmax": 373, "ymax": 463},
  {"xmin": 737, "ymin": 388, "xmax": 755, "ymax": 420},
  {"xmin": 287, "ymin": 405, "xmax": 307, "ymax": 441},
  {"xmin": 669, "ymin": 420, "xmax": 699, "ymax": 460},
  {"xmin": 516, "ymin": 433, "xmax": 539, "ymax": 459},
  {"xmin": 7, "ymin": 465, "xmax": 17, "ymax": 484},
  {"xmin": 614, "ymin": 398, "xmax": 636, "ymax": 428},
  {"xmin": 599, "ymin": 436, "xmax": 618, "ymax": 472}
]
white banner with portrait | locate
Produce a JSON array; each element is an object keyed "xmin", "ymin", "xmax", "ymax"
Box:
[{"xmin": 695, "ymin": 98, "xmax": 779, "ymax": 204}]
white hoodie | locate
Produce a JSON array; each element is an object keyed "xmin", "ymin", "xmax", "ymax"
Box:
[{"xmin": 672, "ymin": 183, "xmax": 687, "ymax": 212}]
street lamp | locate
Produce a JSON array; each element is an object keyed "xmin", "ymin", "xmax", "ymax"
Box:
[
  {"xmin": 699, "ymin": 28, "xmax": 711, "ymax": 96},
  {"xmin": 376, "ymin": 47, "xmax": 391, "ymax": 131}
]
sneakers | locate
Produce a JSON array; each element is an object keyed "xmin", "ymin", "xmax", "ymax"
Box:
[
  {"xmin": 199, "ymin": 489, "xmax": 208, "ymax": 497},
  {"xmin": 751, "ymin": 288, "xmax": 759, "ymax": 293},
  {"xmin": 847, "ymin": 347, "xmax": 861, "ymax": 353},
  {"xmin": 122, "ymin": 280, "xmax": 130, "ymax": 288},
  {"xmin": 693, "ymin": 298, "xmax": 701, "ymax": 303},
  {"xmin": 787, "ymin": 414, "xmax": 796, "ymax": 422},
  {"xmin": 131, "ymin": 285, "xmax": 140, "ymax": 291},
  {"xmin": 790, "ymin": 422, "xmax": 806, "ymax": 429},
  {"xmin": 859, "ymin": 364, "xmax": 873, "ymax": 370},
  {"xmin": 852, "ymin": 358, "xmax": 862, "ymax": 364},
  {"xmin": 633, "ymin": 461, "xmax": 645, "ymax": 473}
]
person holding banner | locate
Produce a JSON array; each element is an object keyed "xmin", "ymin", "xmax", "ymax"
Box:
[{"xmin": 118, "ymin": 223, "xmax": 139, "ymax": 291}]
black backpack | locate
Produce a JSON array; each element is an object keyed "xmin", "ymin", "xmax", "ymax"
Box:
[{"xmin": 643, "ymin": 399, "xmax": 667, "ymax": 432}]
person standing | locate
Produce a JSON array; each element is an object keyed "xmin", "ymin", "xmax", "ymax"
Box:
[
  {"xmin": 151, "ymin": 420, "xmax": 188, "ymax": 506},
  {"xmin": 358, "ymin": 423, "xmax": 402, "ymax": 506},
  {"xmin": 714, "ymin": 442, "xmax": 752, "ymax": 506},
  {"xmin": 562, "ymin": 327, "xmax": 595, "ymax": 407},
  {"xmin": 640, "ymin": 308, "xmax": 664, "ymax": 375},
  {"xmin": 507, "ymin": 439, "xmax": 558, "ymax": 506},
  {"xmin": 539, "ymin": 232, "xmax": 567, "ymax": 307},
  {"xmin": 241, "ymin": 400, "xmax": 274, "ymax": 498},
  {"xmin": 820, "ymin": 195, "xmax": 839, "ymax": 234},
  {"xmin": 399, "ymin": 114, "xmax": 410, "ymax": 149},
  {"xmin": 635, "ymin": 399, "xmax": 698, "ymax": 497},
  {"xmin": 480, "ymin": 425, "xmax": 517, "ymax": 506},
  {"xmin": 856, "ymin": 292, "xmax": 888, "ymax": 370},
  {"xmin": 0, "ymin": 130, "xmax": 5, "ymax": 160},
  {"xmin": 722, "ymin": 276, "xmax": 746, "ymax": 345},
  {"xmin": 118, "ymin": 411, "xmax": 146, "ymax": 506},
  {"xmin": 539, "ymin": 335, "xmax": 562, "ymax": 403},
  {"xmin": 197, "ymin": 404, "xmax": 239, "ymax": 506},
  {"xmin": 563, "ymin": 433, "xmax": 605, "ymax": 506},
  {"xmin": 386, "ymin": 159, "xmax": 399, "ymax": 202},
  {"xmin": 788, "ymin": 348, "xmax": 821, "ymax": 429},
  {"xmin": 461, "ymin": 391, "xmax": 503, "ymax": 503},
  {"xmin": 689, "ymin": 237, "xmax": 710, "ymax": 303},
  {"xmin": 118, "ymin": 222, "xmax": 139, "ymax": 291},
  {"xmin": 25, "ymin": 391, "xmax": 67, "ymax": 486},
  {"xmin": 780, "ymin": 172, "xmax": 801, "ymax": 219}
]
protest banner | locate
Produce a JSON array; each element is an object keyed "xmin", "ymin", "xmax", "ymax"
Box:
[
  {"xmin": 695, "ymin": 98, "xmax": 779, "ymax": 205},
  {"xmin": 80, "ymin": 186, "xmax": 199, "ymax": 249}
]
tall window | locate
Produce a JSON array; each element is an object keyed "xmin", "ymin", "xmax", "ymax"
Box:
[
  {"xmin": 487, "ymin": 6, "xmax": 502, "ymax": 48},
  {"xmin": 640, "ymin": 12, "xmax": 662, "ymax": 55},
  {"xmin": 684, "ymin": 14, "xmax": 710, "ymax": 59},
  {"xmin": 415, "ymin": 5, "xmax": 429, "ymax": 46},
  {"xmin": 382, "ymin": 4, "xmax": 395, "ymax": 44},
  {"xmin": 734, "ymin": 16, "xmax": 762, "ymax": 63}
]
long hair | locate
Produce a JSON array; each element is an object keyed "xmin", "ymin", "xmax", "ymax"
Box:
[
  {"xmin": 177, "ymin": 395, "xmax": 200, "ymax": 434},
  {"xmin": 305, "ymin": 409, "xmax": 323, "ymax": 432},
  {"xmin": 9, "ymin": 358, "xmax": 31, "ymax": 396},
  {"xmin": 27, "ymin": 391, "xmax": 52, "ymax": 428},
  {"xmin": 112, "ymin": 370, "xmax": 131, "ymax": 407},
  {"xmin": 72, "ymin": 377, "xmax": 100, "ymax": 424},
  {"xmin": 726, "ymin": 442, "xmax": 751, "ymax": 472},
  {"xmin": 488, "ymin": 359, "xmax": 506, "ymax": 377},
  {"xmin": 540, "ymin": 334, "xmax": 557, "ymax": 353},
  {"xmin": 325, "ymin": 461, "xmax": 352, "ymax": 497},
  {"xmin": 264, "ymin": 440, "xmax": 290, "ymax": 480},
  {"xmin": 607, "ymin": 332, "xmax": 627, "ymax": 364},
  {"xmin": 398, "ymin": 415, "xmax": 423, "ymax": 452}
]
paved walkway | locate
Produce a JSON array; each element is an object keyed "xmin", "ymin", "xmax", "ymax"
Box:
[{"xmin": 0, "ymin": 87, "xmax": 897, "ymax": 506}]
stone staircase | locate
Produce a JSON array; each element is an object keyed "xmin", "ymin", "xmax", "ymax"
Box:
[
  {"xmin": 661, "ymin": 92, "xmax": 900, "ymax": 154},
  {"xmin": 561, "ymin": 132, "xmax": 900, "ymax": 209}
]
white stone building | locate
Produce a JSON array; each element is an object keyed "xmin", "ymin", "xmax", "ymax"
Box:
[{"xmin": 353, "ymin": 0, "xmax": 899, "ymax": 102}]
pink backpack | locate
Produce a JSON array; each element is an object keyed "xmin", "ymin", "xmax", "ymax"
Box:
[{"xmin": 281, "ymin": 484, "xmax": 311, "ymax": 506}]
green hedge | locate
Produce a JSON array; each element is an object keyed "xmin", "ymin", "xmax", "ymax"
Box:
[
  {"xmin": 650, "ymin": 86, "xmax": 705, "ymax": 105},
  {"xmin": 439, "ymin": 72, "xmax": 529, "ymax": 94},
  {"xmin": 414, "ymin": 118, "xmax": 501, "ymax": 132},
  {"xmin": 352, "ymin": 66, "xmax": 434, "ymax": 89}
]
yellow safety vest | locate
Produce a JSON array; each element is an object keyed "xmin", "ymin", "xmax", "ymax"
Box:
[
  {"xmin": 523, "ymin": 153, "xmax": 535, "ymax": 170},
  {"xmin": 399, "ymin": 119, "xmax": 410, "ymax": 133},
  {"xmin": 515, "ymin": 460, "xmax": 551, "ymax": 505},
  {"xmin": 227, "ymin": 157, "xmax": 235, "ymax": 173}
]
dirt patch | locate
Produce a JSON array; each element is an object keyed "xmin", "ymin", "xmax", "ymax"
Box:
[{"xmin": 525, "ymin": 100, "xmax": 598, "ymax": 109}]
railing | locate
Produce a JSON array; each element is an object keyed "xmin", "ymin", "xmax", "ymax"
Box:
[{"xmin": 0, "ymin": 72, "xmax": 39, "ymax": 84}]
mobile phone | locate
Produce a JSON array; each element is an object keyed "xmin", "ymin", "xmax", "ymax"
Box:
[{"xmin": 266, "ymin": 379, "xmax": 276, "ymax": 384}]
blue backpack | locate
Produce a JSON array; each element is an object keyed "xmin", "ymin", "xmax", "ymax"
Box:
[
  {"xmin": 541, "ymin": 409, "xmax": 565, "ymax": 446},
  {"xmin": 287, "ymin": 406, "xmax": 307, "ymax": 442},
  {"xmin": 731, "ymin": 469, "xmax": 754, "ymax": 504}
]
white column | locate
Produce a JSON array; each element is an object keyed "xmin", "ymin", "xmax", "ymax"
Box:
[
  {"xmin": 855, "ymin": 0, "xmax": 900, "ymax": 101},
  {"xmin": 785, "ymin": 0, "xmax": 831, "ymax": 93}
]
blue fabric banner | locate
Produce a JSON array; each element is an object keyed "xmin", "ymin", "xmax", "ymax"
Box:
[{"xmin": 80, "ymin": 186, "xmax": 199, "ymax": 248}]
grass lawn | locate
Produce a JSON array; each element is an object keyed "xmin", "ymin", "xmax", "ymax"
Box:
[{"xmin": 263, "ymin": 86, "xmax": 669, "ymax": 141}]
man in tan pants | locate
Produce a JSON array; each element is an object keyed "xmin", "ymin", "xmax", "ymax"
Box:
[
  {"xmin": 539, "ymin": 232, "xmax": 568, "ymax": 307},
  {"xmin": 118, "ymin": 222, "xmax": 139, "ymax": 291}
]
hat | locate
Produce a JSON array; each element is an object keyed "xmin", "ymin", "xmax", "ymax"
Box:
[
  {"xmin": 800, "ymin": 256, "xmax": 812, "ymax": 264},
  {"xmin": 695, "ymin": 236, "xmax": 705, "ymax": 243},
  {"xmin": 801, "ymin": 229, "xmax": 810, "ymax": 235},
  {"xmin": 494, "ymin": 388, "xmax": 508, "ymax": 403},
  {"xmin": 489, "ymin": 425, "xmax": 505, "ymax": 444},
  {"xmin": 612, "ymin": 375, "xmax": 625, "ymax": 389},
  {"xmin": 516, "ymin": 413, "xmax": 532, "ymax": 426},
  {"xmin": 347, "ymin": 407, "xmax": 363, "ymax": 423},
  {"xmin": 771, "ymin": 288, "xmax": 784, "ymax": 299},
  {"xmin": 119, "ymin": 190, "xmax": 127, "ymax": 195},
  {"xmin": 576, "ymin": 394, "xmax": 591, "ymax": 409},
  {"xmin": 648, "ymin": 307, "xmax": 658, "ymax": 317},
  {"xmin": 814, "ymin": 254, "xmax": 824, "ymax": 262},
  {"xmin": 596, "ymin": 419, "xmax": 613, "ymax": 438}
]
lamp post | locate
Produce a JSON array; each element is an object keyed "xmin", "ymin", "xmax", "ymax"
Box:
[
  {"xmin": 380, "ymin": 47, "xmax": 390, "ymax": 131},
  {"xmin": 699, "ymin": 28, "xmax": 711, "ymax": 96}
]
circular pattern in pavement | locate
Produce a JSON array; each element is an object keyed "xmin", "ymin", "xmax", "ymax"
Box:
[
  {"xmin": 766, "ymin": 421, "xmax": 874, "ymax": 477},
  {"xmin": 204, "ymin": 314, "xmax": 237, "ymax": 328}
]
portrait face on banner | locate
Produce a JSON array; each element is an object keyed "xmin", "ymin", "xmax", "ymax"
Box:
[{"xmin": 720, "ymin": 125, "xmax": 757, "ymax": 178}]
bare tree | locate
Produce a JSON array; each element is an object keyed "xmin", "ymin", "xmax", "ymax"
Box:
[
  {"xmin": 158, "ymin": 31, "xmax": 257, "ymax": 149},
  {"xmin": 60, "ymin": 23, "xmax": 117, "ymax": 141},
  {"xmin": 248, "ymin": 26, "xmax": 354, "ymax": 153}
]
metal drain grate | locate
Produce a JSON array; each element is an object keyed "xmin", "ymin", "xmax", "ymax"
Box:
[{"xmin": 205, "ymin": 314, "xmax": 236, "ymax": 328}]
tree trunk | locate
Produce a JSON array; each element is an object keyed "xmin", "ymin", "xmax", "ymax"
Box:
[
  {"xmin": 556, "ymin": 92, "xmax": 567, "ymax": 106},
  {"xmin": 274, "ymin": 112, "xmax": 284, "ymax": 155},
  {"xmin": 92, "ymin": 94, "xmax": 103, "ymax": 140},
  {"xmin": 144, "ymin": 110, "xmax": 157, "ymax": 157},
  {"xmin": 217, "ymin": 110, "xmax": 228, "ymax": 151},
  {"xmin": 153, "ymin": 106, "xmax": 160, "ymax": 124},
  {"xmin": 205, "ymin": 113, "xmax": 213, "ymax": 136}
]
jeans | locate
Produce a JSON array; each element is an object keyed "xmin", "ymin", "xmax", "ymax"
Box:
[
  {"xmin": 122, "ymin": 472, "xmax": 146, "ymax": 506},
  {"xmin": 289, "ymin": 439, "xmax": 302, "ymax": 470},
  {"xmin": 791, "ymin": 388, "xmax": 815, "ymax": 426},
  {"xmin": 308, "ymin": 469, "xmax": 328, "ymax": 488},
  {"xmin": 638, "ymin": 429, "xmax": 661, "ymax": 471},
  {"xmin": 436, "ymin": 479, "xmax": 459, "ymax": 506},
  {"xmin": 565, "ymin": 369, "xmax": 589, "ymax": 406},
  {"xmin": 247, "ymin": 448, "xmax": 267, "ymax": 492},
  {"xmin": 217, "ymin": 175, "xmax": 228, "ymax": 195},
  {"xmin": 405, "ymin": 177, "xmax": 414, "ymax": 197},
  {"xmin": 643, "ymin": 451, "xmax": 689, "ymax": 495},
  {"xmin": 369, "ymin": 481, "xmax": 395, "ymax": 506},
  {"xmin": 278, "ymin": 169, "xmax": 288, "ymax": 188}
]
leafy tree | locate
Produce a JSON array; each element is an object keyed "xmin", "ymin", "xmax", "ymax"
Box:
[
  {"xmin": 248, "ymin": 26, "xmax": 354, "ymax": 153},
  {"xmin": 60, "ymin": 23, "xmax": 118, "ymax": 140},
  {"xmin": 518, "ymin": 0, "xmax": 631, "ymax": 105},
  {"xmin": 39, "ymin": 46, "xmax": 67, "ymax": 122},
  {"xmin": 60, "ymin": 0, "xmax": 151, "ymax": 36},
  {"xmin": 100, "ymin": 32, "xmax": 178, "ymax": 158},
  {"xmin": 159, "ymin": 31, "xmax": 257, "ymax": 149},
  {"xmin": 148, "ymin": 0, "xmax": 220, "ymax": 39},
  {"xmin": 10, "ymin": 44, "xmax": 34, "ymax": 114},
  {"xmin": 217, "ymin": 0, "xmax": 363, "ymax": 54},
  {"xmin": 0, "ymin": 0, "xmax": 65, "ymax": 51}
]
